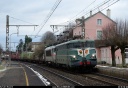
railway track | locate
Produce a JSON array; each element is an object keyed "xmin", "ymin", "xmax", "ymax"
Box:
[
  {"xmin": 20, "ymin": 61, "xmax": 128, "ymax": 86},
  {"xmin": 81, "ymin": 74, "xmax": 118, "ymax": 86},
  {"xmin": 39, "ymin": 65, "xmax": 128, "ymax": 86},
  {"xmin": 41, "ymin": 64, "xmax": 128, "ymax": 86},
  {"xmin": 21, "ymin": 62, "xmax": 108, "ymax": 86},
  {"xmin": 80, "ymin": 72, "xmax": 128, "ymax": 86},
  {"xmin": 33, "ymin": 65, "xmax": 84, "ymax": 86},
  {"xmin": 21, "ymin": 62, "xmax": 84, "ymax": 86}
]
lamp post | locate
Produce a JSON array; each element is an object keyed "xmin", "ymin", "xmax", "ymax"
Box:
[
  {"xmin": 10, "ymin": 33, "xmax": 18, "ymax": 51},
  {"xmin": 9, "ymin": 32, "xmax": 18, "ymax": 66}
]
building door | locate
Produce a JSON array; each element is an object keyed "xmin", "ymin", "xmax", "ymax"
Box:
[
  {"xmin": 101, "ymin": 48, "xmax": 109, "ymax": 64},
  {"xmin": 101, "ymin": 49, "xmax": 105, "ymax": 62}
]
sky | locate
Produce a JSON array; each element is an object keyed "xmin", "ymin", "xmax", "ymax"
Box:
[{"xmin": 0, "ymin": 0, "xmax": 127, "ymax": 51}]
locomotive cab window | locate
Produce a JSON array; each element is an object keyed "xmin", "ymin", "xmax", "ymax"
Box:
[
  {"xmin": 54, "ymin": 48, "xmax": 57, "ymax": 51},
  {"xmin": 56, "ymin": 44, "xmax": 67, "ymax": 50},
  {"xmin": 73, "ymin": 42, "xmax": 83, "ymax": 48},
  {"xmin": 85, "ymin": 41, "xmax": 95, "ymax": 47},
  {"xmin": 67, "ymin": 43, "xmax": 73, "ymax": 49},
  {"xmin": 67, "ymin": 42, "xmax": 95, "ymax": 48},
  {"xmin": 125, "ymin": 54, "xmax": 128, "ymax": 58},
  {"xmin": 46, "ymin": 50, "xmax": 51, "ymax": 56},
  {"xmin": 68, "ymin": 43, "xmax": 84, "ymax": 48},
  {"xmin": 125, "ymin": 48, "xmax": 128, "ymax": 52}
]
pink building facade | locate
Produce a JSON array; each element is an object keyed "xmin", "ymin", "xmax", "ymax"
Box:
[{"xmin": 73, "ymin": 10, "xmax": 122, "ymax": 64}]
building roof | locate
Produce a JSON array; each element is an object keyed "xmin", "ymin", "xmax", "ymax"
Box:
[{"xmin": 76, "ymin": 11, "xmax": 116, "ymax": 24}]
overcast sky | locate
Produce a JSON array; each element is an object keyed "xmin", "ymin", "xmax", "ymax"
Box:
[{"xmin": 0, "ymin": 0, "xmax": 127, "ymax": 51}]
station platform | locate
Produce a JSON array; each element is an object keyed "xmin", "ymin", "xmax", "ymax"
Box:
[
  {"xmin": 0, "ymin": 60, "xmax": 47, "ymax": 86},
  {"xmin": 96, "ymin": 65, "xmax": 128, "ymax": 80}
]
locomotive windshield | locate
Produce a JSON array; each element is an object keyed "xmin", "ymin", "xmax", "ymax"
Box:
[
  {"xmin": 67, "ymin": 41, "xmax": 95, "ymax": 48},
  {"xmin": 85, "ymin": 41, "xmax": 95, "ymax": 47}
]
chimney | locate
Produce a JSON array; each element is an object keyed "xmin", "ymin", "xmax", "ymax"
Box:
[
  {"xmin": 107, "ymin": 9, "xmax": 111, "ymax": 18},
  {"xmin": 75, "ymin": 19, "xmax": 80, "ymax": 25},
  {"xmin": 90, "ymin": 10, "xmax": 92, "ymax": 16}
]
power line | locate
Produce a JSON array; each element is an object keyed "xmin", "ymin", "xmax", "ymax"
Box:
[
  {"xmin": 68, "ymin": 0, "xmax": 97, "ymax": 22},
  {"xmin": 100, "ymin": 0, "xmax": 120, "ymax": 12},
  {"xmin": 9, "ymin": 16, "xmax": 36, "ymax": 25},
  {"xmin": 55, "ymin": 0, "xmax": 97, "ymax": 26},
  {"xmin": 82, "ymin": 0, "xmax": 113, "ymax": 17},
  {"xmin": 52, "ymin": 0, "xmax": 119, "ymax": 35},
  {"xmin": 56, "ymin": 0, "xmax": 113, "ymax": 25},
  {"xmin": 35, "ymin": 0, "xmax": 62, "ymax": 37}
]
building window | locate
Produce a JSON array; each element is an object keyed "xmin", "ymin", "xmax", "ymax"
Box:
[
  {"xmin": 97, "ymin": 30, "xmax": 102, "ymax": 39},
  {"xmin": 97, "ymin": 19, "xmax": 102, "ymax": 25}
]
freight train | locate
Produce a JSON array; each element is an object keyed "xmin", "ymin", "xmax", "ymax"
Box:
[
  {"xmin": 10, "ymin": 52, "xmax": 20, "ymax": 60},
  {"xmin": 17, "ymin": 39, "xmax": 97, "ymax": 70}
]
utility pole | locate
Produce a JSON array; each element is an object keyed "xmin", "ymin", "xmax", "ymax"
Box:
[
  {"xmin": 6, "ymin": 15, "xmax": 11, "ymax": 66},
  {"xmin": 6, "ymin": 15, "xmax": 38, "ymax": 52},
  {"xmin": 6, "ymin": 15, "xmax": 38, "ymax": 66},
  {"xmin": 6, "ymin": 15, "xmax": 9, "ymax": 51},
  {"xmin": 81, "ymin": 16, "xmax": 85, "ymax": 39},
  {"xmin": 50, "ymin": 25, "xmax": 68, "ymax": 33}
]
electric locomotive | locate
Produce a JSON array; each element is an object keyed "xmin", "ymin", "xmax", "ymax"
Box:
[{"xmin": 44, "ymin": 39, "xmax": 97, "ymax": 69}]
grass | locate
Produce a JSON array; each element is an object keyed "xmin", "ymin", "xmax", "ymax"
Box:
[
  {"xmin": 0, "ymin": 61, "xmax": 6, "ymax": 71},
  {"xmin": 0, "ymin": 65, "xmax": 5, "ymax": 70}
]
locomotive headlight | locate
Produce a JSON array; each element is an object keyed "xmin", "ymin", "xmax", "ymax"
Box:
[
  {"xmin": 72, "ymin": 55, "xmax": 76, "ymax": 58},
  {"xmin": 92, "ymin": 54, "xmax": 95, "ymax": 57},
  {"xmin": 91, "ymin": 54, "xmax": 96, "ymax": 59}
]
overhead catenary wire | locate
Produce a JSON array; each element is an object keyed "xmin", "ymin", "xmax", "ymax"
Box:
[
  {"xmin": 56, "ymin": 0, "xmax": 98, "ymax": 26},
  {"xmin": 100, "ymin": 0, "xmax": 120, "ymax": 12},
  {"xmin": 35, "ymin": 0, "xmax": 62, "ymax": 37},
  {"xmin": 9, "ymin": 0, "xmax": 119, "ymax": 37},
  {"xmin": 68, "ymin": 0, "xmax": 97, "ymax": 22},
  {"xmin": 8, "ymin": 15, "xmax": 39, "ymax": 41},
  {"xmin": 56, "ymin": 0, "xmax": 115, "ymax": 26},
  {"xmin": 55, "ymin": 0, "xmax": 120, "ymax": 34},
  {"xmin": 53, "ymin": 0, "xmax": 119, "ymax": 37},
  {"xmin": 82, "ymin": 0, "xmax": 114, "ymax": 17},
  {"xmin": 10, "ymin": 16, "xmax": 36, "ymax": 25},
  {"xmin": 33, "ymin": 0, "xmax": 119, "ymax": 37},
  {"xmin": 31, "ymin": 0, "xmax": 61, "ymax": 36}
]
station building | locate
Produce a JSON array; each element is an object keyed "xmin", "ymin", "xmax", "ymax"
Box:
[{"xmin": 73, "ymin": 9, "xmax": 124, "ymax": 65}]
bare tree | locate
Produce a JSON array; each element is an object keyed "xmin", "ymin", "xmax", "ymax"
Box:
[
  {"xmin": 96, "ymin": 19, "xmax": 128, "ymax": 67},
  {"xmin": 102, "ymin": 23, "xmax": 119, "ymax": 66},
  {"xmin": 34, "ymin": 44, "xmax": 45, "ymax": 60},
  {"xmin": 115, "ymin": 20, "xmax": 128, "ymax": 67},
  {"xmin": 41, "ymin": 31, "xmax": 56, "ymax": 46},
  {"xmin": 16, "ymin": 39, "xmax": 24, "ymax": 53},
  {"xmin": 33, "ymin": 31, "xmax": 56, "ymax": 60}
]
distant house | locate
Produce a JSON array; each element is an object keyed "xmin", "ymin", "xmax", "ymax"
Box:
[
  {"xmin": 28, "ymin": 42, "xmax": 43, "ymax": 52},
  {"xmin": 73, "ymin": 9, "xmax": 122, "ymax": 64}
]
